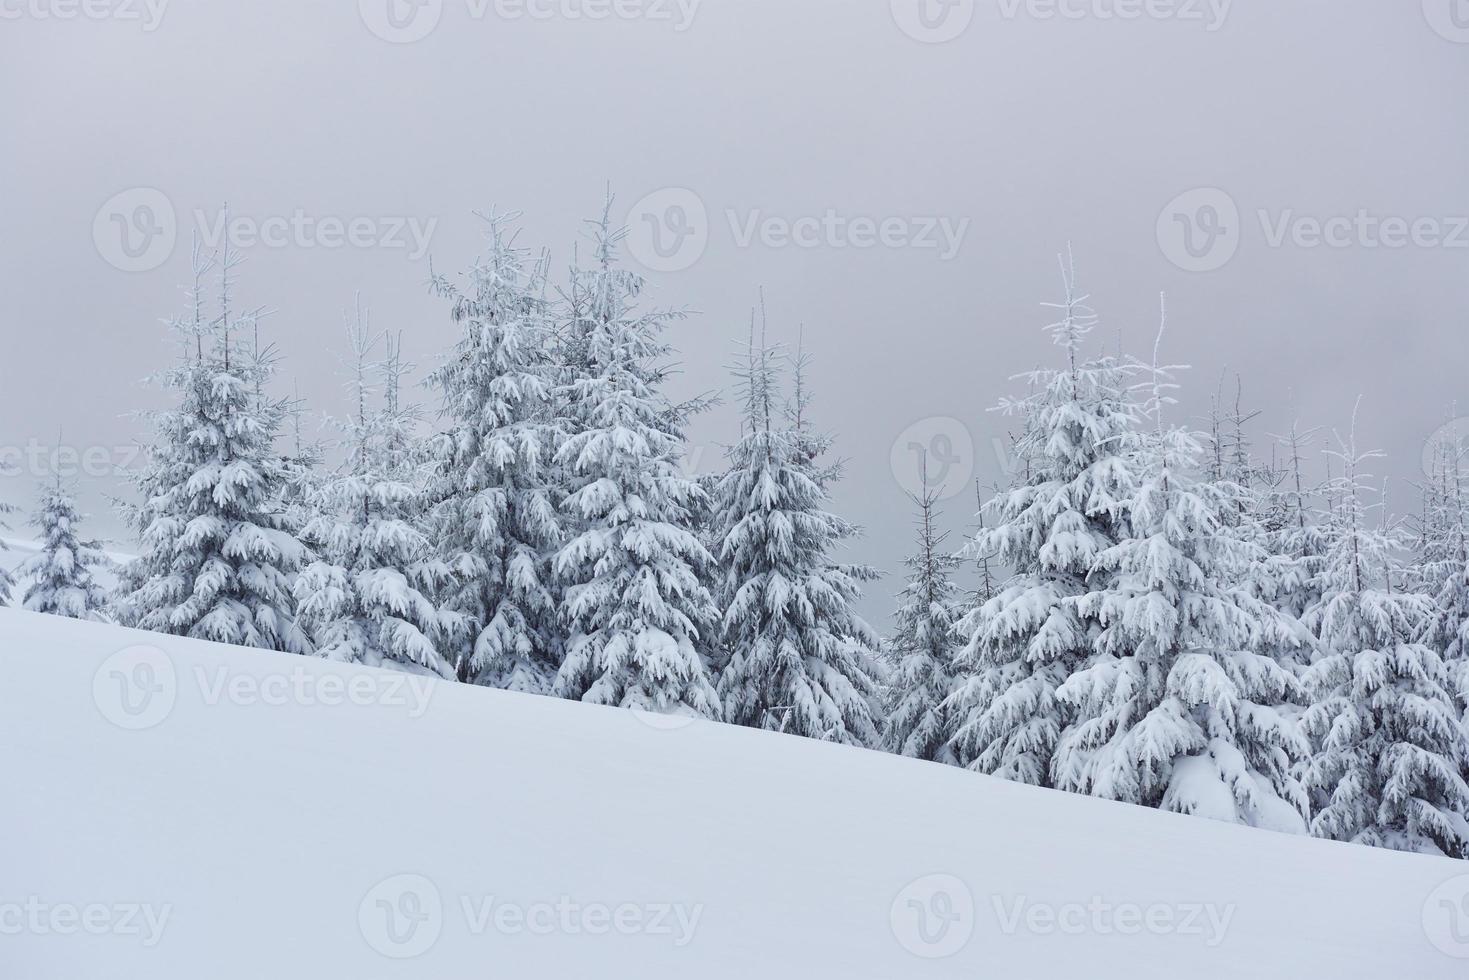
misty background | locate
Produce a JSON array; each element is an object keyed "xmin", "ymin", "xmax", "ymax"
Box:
[{"xmin": 2, "ymin": 0, "xmax": 1466, "ymax": 627}]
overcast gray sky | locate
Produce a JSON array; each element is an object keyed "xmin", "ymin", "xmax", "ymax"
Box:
[{"xmin": 2, "ymin": 1, "xmax": 1467, "ymax": 626}]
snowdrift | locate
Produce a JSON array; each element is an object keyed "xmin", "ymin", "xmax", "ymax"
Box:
[{"xmin": 6, "ymin": 607, "xmax": 1468, "ymax": 978}]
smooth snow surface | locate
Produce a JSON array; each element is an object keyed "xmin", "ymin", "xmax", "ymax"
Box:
[{"xmin": 6, "ymin": 607, "xmax": 1467, "ymax": 978}]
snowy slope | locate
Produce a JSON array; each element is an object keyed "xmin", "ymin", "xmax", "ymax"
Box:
[{"xmin": 6, "ymin": 608, "xmax": 1468, "ymax": 979}]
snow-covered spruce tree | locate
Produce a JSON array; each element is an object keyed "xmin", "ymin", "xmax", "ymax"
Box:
[
  {"xmin": 713, "ymin": 319, "xmax": 884, "ymax": 744},
  {"xmin": 1261, "ymin": 419, "xmax": 1331, "ymax": 625},
  {"xmin": 1301, "ymin": 411, "xmax": 1469, "ymax": 857},
  {"xmin": 881, "ymin": 464, "xmax": 964, "ymax": 762},
  {"xmin": 549, "ymin": 206, "xmax": 720, "ymax": 716},
  {"xmin": 119, "ymin": 240, "xmax": 307, "ymax": 650},
  {"xmin": 1200, "ymin": 381, "xmax": 1317, "ymax": 677},
  {"xmin": 967, "ymin": 480, "xmax": 1003, "ymax": 609},
  {"xmin": 294, "ymin": 301, "xmax": 462, "ymax": 677},
  {"xmin": 16, "ymin": 477, "xmax": 111, "ymax": 620},
  {"xmin": 423, "ymin": 212, "xmax": 563, "ymax": 691},
  {"xmin": 1415, "ymin": 420, "xmax": 1469, "ymax": 717},
  {"xmin": 945, "ymin": 255, "xmax": 1137, "ymax": 786},
  {"xmin": 1053, "ymin": 302, "xmax": 1310, "ymax": 831},
  {"xmin": 0, "ymin": 474, "xmax": 16, "ymax": 606},
  {"xmin": 277, "ymin": 380, "xmax": 325, "ymax": 540}
]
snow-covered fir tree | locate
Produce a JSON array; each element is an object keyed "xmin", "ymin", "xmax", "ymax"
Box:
[
  {"xmin": 1053, "ymin": 301, "xmax": 1310, "ymax": 831},
  {"xmin": 423, "ymin": 213, "xmax": 564, "ymax": 691},
  {"xmin": 119, "ymin": 238, "xmax": 307, "ymax": 650},
  {"xmin": 16, "ymin": 476, "xmax": 111, "ymax": 620},
  {"xmin": 945, "ymin": 256, "xmax": 1137, "ymax": 785},
  {"xmin": 294, "ymin": 300, "xmax": 462, "ymax": 677},
  {"xmin": 881, "ymin": 463, "xmax": 964, "ymax": 762},
  {"xmin": 549, "ymin": 205, "xmax": 720, "ymax": 717},
  {"xmin": 713, "ymin": 317, "xmax": 884, "ymax": 745},
  {"xmin": 1301, "ymin": 410, "xmax": 1469, "ymax": 857}
]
